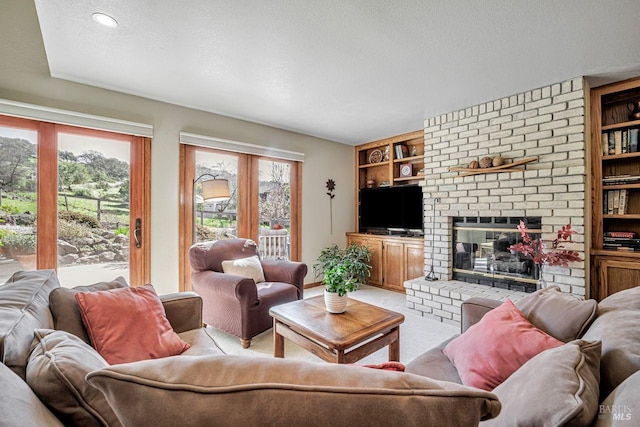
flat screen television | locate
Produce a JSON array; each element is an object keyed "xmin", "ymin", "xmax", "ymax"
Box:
[{"xmin": 359, "ymin": 185, "xmax": 423, "ymax": 232}]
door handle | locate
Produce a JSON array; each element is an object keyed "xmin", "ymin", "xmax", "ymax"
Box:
[{"xmin": 134, "ymin": 218, "xmax": 142, "ymax": 249}]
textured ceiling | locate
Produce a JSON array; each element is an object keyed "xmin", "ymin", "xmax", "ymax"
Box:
[{"xmin": 34, "ymin": 0, "xmax": 640, "ymax": 145}]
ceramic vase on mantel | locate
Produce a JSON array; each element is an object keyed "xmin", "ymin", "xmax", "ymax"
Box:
[{"xmin": 324, "ymin": 290, "xmax": 348, "ymax": 314}]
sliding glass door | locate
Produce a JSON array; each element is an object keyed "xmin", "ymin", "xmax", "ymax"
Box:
[
  {"xmin": 0, "ymin": 122, "xmax": 38, "ymax": 279},
  {"xmin": 0, "ymin": 115, "xmax": 150, "ymax": 286}
]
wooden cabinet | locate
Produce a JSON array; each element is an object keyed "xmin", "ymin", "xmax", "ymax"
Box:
[
  {"xmin": 355, "ymin": 130, "xmax": 424, "ymax": 231},
  {"xmin": 347, "ymin": 233, "xmax": 424, "ymax": 292},
  {"xmin": 592, "ymin": 256, "xmax": 640, "ymax": 299},
  {"xmin": 590, "ymin": 76, "xmax": 640, "ymax": 300},
  {"xmin": 346, "ymin": 234, "xmax": 383, "ymax": 286}
]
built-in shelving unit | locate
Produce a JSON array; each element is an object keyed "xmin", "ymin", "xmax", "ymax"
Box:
[
  {"xmin": 590, "ymin": 75, "xmax": 640, "ymax": 300},
  {"xmin": 351, "ymin": 130, "xmax": 426, "ymax": 292},
  {"xmin": 355, "ymin": 130, "xmax": 425, "ymax": 194}
]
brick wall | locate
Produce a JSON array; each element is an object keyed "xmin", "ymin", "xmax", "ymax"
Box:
[{"xmin": 413, "ymin": 77, "xmax": 587, "ymax": 319}]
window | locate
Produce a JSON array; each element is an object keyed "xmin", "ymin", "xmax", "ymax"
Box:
[{"xmin": 178, "ymin": 136, "xmax": 302, "ymax": 291}]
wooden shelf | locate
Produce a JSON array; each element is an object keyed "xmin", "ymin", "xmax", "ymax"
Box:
[
  {"xmin": 393, "ymin": 176, "xmax": 421, "ymax": 183},
  {"xmin": 393, "ymin": 154, "xmax": 425, "ymax": 163},
  {"xmin": 602, "ymin": 119, "xmax": 640, "ymax": 131},
  {"xmin": 359, "ymin": 161, "xmax": 389, "ymax": 169},
  {"xmin": 591, "ymin": 249, "xmax": 640, "ymax": 258},
  {"xmin": 603, "ymin": 184, "xmax": 640, "ymax": 190},
  {"xmin": 448, "ymin": 157, "xmax": 537, "ymax": 176},
  {"xmin": 603, "ymin": 214, "xmax": 640, "ymax": 219},
  {"xmin": 602, "ymin": 152, "xmax": 640, "ymax": 161}
]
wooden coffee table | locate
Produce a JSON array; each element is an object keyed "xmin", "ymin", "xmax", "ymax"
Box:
[{"xmin": 269, "ymin": 295, "xmax": 404, "ymax": 364}]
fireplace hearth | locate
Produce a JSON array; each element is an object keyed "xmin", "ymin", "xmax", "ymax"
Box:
[{"xmin": 453, "ymin": 217, "xmax": 542, "ymax": 293}]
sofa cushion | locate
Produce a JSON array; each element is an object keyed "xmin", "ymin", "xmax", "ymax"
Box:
[
  {"xmin": 75, "ymin": 284, "xmax": 190, "ymax": 364},
  {"xmin": 593, "ymin": 369, "xmax": 640, "ymax": 426},
  {"xmin": 516, "ymin": 285, "xmax": 597, "ymax": 342},
  {"xmin": 482, "ymin": 340, "xmax": 601, "ymax": 427},
  {"xmin": 0, "ymin": 269, "xmax": 59, "ymax": 380},
  {"xmin": 87, "ymin": 355, "xmax": 502, "ymax": 427},
  {"xmin": 582, "ymin": 285, "xmax": 640, "ymax": 400},
  {"xmin": 179, "ymin": 328, "xmax": 225, "ymax": 356},
  {"xmin": 405, "ymin": 336, "xmax": 463, "ymax": 383},
  {"xmin": 49, "ymin": 277, "xmax": 129, "ymax": 344},
  {"xmin": 221, "ymin": 255, "xmax": 265, "ymax": 283},
  {"xmin": 26, "ymin": 329, "xmax": 121, "ymax": 427},
  {"xmin": 444, "ymin": 299, "xmax": 564, "ymax": 390},
  {"xmin": 0, "ymin": 360, "xmax": 64, "ymax": 427}
]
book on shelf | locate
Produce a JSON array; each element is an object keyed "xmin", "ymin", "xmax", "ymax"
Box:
[
  {"xmin": 602, "ymin": 174, "xmax": 640, "ymax": 184},
  {"xmin": 603, "ymin": 129, "xmax": 640, "ymax": 155},
  {"xmin": 613, "ymin": 190, "xmax": 620, "ymax": 214},
  {"xmin": 604, "ymin": 231, "xmax": 637, "ymax": 238},
  {"xmin": 603, "ymin": 191, "xmax": 608, "ymax": 214},
  {"xmin": 394, "ymin": 144, "xmax": 409, "ymax": 159},
  {"xmin": 608, "ymin": 190, "xmax": 614, "ymax": 214},
  {"xmin": 608, "ymin": 132, "xmax": 616, "ymax": 154},
  {"xmin": 619, "ymin": 189, "xmax": 628, "ymax": 214},
  {"xmin": 630, "ymin": 129, "xmax": 639, "ymax": 153},
  {"xmin": 614, "ymin": 130, "xmax": 623, "ymax": 154},
  {"xmin": 604, "ymin": 237, "xmax": 640, "ymax": 244}
]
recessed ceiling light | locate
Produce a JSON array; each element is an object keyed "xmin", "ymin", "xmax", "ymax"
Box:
[{"xmin": 92, "ymin": 12, "xmax": 118, "ymax": 28}]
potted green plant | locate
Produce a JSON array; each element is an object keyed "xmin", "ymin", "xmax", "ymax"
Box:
[
  {"xmin": 313, "ymin": 243, "xmax": 371, "ymax": 313},
  {"xmin": 0, "ymin": 232, "xmax": 36, "ymax": 269}
]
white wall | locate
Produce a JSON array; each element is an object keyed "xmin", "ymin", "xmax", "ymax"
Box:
[{"xmin": 0, "ymin": 0, "xmax": 355, "ymax": 294}]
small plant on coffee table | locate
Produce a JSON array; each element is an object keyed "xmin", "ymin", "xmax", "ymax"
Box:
[{"xmin": 314, "ymin": 243, "xmax": 372, "ymax": 296}]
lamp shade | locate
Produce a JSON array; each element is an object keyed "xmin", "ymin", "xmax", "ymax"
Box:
[{"xmin": 201, "ymin": 178, "xmax": 230, "ymax": 201}]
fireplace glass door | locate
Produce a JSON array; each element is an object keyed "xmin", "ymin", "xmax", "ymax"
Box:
[{"xmin": 453, "ymin": 217, "xmax": 541, "ymax": 292}]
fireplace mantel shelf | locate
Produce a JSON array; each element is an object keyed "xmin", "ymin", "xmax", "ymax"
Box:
[{"xmin": 448, "ymin": 157, "xmax": 537, "ymax": 177}]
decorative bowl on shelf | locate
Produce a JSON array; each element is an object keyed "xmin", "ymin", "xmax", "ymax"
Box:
[{"xmin": 369, "ymin": 149, "xmax": 383, "ymax": 164}]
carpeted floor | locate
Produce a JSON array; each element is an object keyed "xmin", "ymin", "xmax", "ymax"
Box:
[{"xmin": 204, "ymin": 284, "xmax": 459, "ymax": 365}]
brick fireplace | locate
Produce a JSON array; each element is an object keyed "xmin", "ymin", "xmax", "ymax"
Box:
[{"xmin": 405, "ymin": 77, "xmax": 587, "ymax": 325}]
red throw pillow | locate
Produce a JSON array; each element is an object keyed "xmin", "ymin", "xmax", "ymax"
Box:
[
  {"xmin": 75, "ymin": 285, "xmax": 190, "ymax": 365},
  {"xmin": 443, "ymin": 299, "xmax": 563, "ymax": 391},
  {"xmin": 361, "ymin": 362, "xmax": 405, "ymax": 372}
]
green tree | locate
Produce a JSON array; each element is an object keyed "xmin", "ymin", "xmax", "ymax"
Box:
[
  {"xmin": 78, "ymin": 150, "xmax": 129, "ymax": 182},
  {"xmin": 118, "ymin": 178, "xmax": 130, "ymax": 201},
  {"xmin": 0, "ymin": 137, "xmax": 36, "ymax": 206},
  {"xmin": 58, "ymin": 161, "xmax": 90, "ymax": 191}
]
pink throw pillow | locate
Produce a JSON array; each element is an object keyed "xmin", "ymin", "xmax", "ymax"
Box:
[
  {"xmin": 75, "ymin": 284, "xmax": 190, "ymax": 365},
  {"xmin": 443, "ymin": 299, "xmax": 563, "ymax": 391},
  {"xmin": 360, "ymin": 362, "xmax": 405, "ymax": 372}
]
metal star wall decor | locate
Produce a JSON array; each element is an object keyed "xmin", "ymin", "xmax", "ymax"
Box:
[{"xmin": 326, "ymin": 179, "xmax": 335, "ymax": 234}]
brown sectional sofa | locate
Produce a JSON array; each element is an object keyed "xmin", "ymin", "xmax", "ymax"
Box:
[
  {"xmin": 406, "ymin": 285, "xmax": 640, "ymax": 426},
  {"xmin": 0, "ymin": 270, "xmax": 500, "ymax": 426},
  {"xmin": 1, "ymin": 269, "xmax": 639, "ymax": 426}
]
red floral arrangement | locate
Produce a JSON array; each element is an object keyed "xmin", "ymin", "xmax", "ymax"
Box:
[{"xmin": 509, "ymin": 220, "xmax": 582, "ymax": 267}]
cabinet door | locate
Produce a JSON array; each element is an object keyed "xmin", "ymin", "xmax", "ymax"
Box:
[
  {"xmin": 365, "ymin": 238, "xmax": 383, "ymax": 286},
  {"xmin": 404, "ymin": 243, "xmax": 425, "ymax": 282},
  {"xmin": 348, "ymin": 235, "xmax": 383, "ymax": 286},
  {"xmin": 597, "ymin": 258, "xmax": 640, "ymax": 299},
  {"xmin": 383, "ymin": 241, "xmax": 404, "ymax": 291}
]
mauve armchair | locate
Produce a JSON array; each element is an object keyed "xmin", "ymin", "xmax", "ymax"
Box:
[{"xmin": 189, "ymin": 238, "xmax": 307, "ymax": 348}]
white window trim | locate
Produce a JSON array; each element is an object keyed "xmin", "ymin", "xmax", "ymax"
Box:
[
  {"xmin": 180, "ymin": 132, "xmax": 305, "ymax": 162},
  {"xmin": 0, "ymin": 98, "xmax": 153, "ymax": 138}
]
